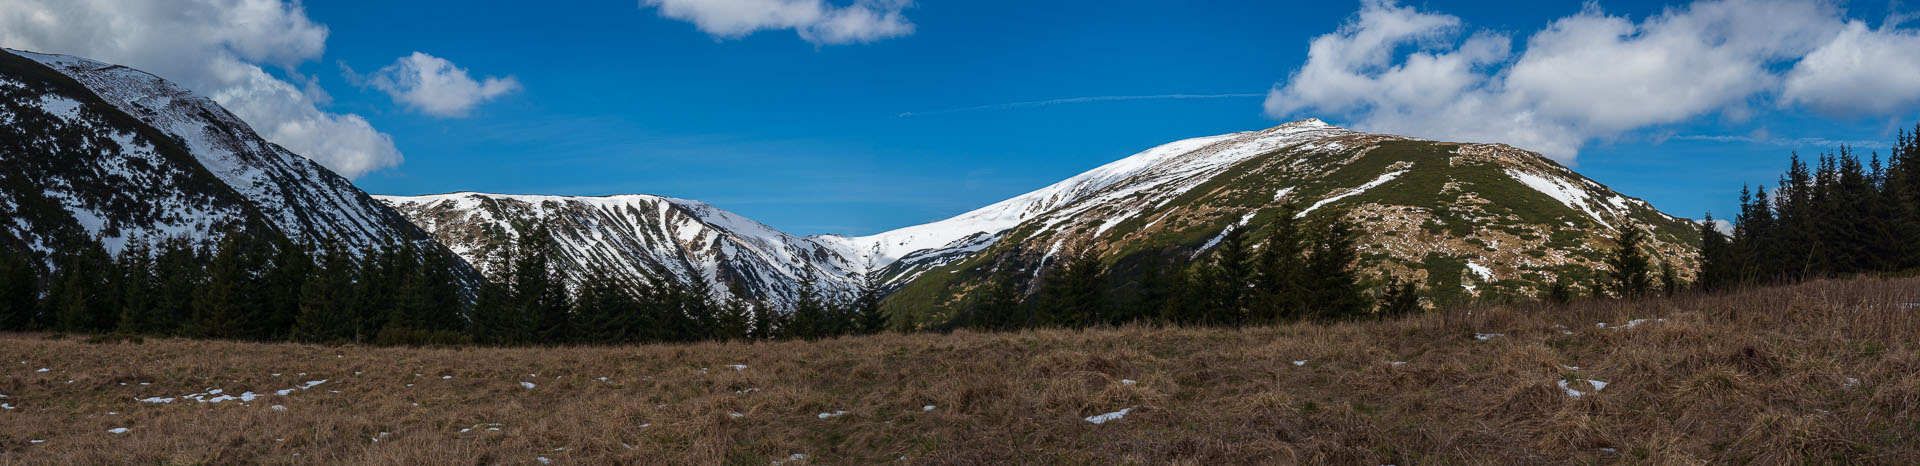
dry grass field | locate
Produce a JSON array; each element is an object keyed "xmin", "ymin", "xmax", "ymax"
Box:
[{"xmin": 3, "ymin": 276, "xmax": 1920, "ymax": 465}]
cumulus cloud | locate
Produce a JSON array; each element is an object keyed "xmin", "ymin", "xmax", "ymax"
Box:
[
  {"xmin": 641, "ymin": 0, "xmax": 914, "ymax": 44},
  {"xmin": 1783, "ymin": 20, "xmax": 1920, "ymax": 115},
  {"xmin": 0, "ymin": 0, "xmax": 404, "ymax": 178},
  {"xmin": 356, "ymin": 52, "xmax": 520, "ymax": 118},
  {"xmin": 1264, "ymin": 0, "xmax": 1920, "ymax": 163}
]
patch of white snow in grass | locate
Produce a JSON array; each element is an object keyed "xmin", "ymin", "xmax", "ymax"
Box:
[
  {"xmin": 521, "ymin": 382, "xmax": 536, "ymax": 389},
  {"xmin": 1085, "ymin": 408, "xmax": 1131, "ymax": 425},
  {"xmin": 818, "ymin": 410, "xmax": 847, "ymax": 419},
  {"xmin": 1293, "ymin": 360, "xmax": 1307, "ymax": 366},
  {"xmin": 1558, "ymin": 379, "xmax": 1609, "ymax": 398},
  {"xmin": 1466, "ymin": 262, "xmax": 1495, "ymax": 281},
  {"xmin": 1121, "ymin": 379, "xmax": 1137, "ymax": 385},
  {"xmin": 923, "ymin": 405, "xmax": 936, "ymax": 411},
  {"xmin": 728, "ymin": 364, "xmax": 748, "ymax": 371},
  {"xmin": 1298, "ymin": 169, "xmax": 1408, "ymax": 218},
  {"xmin": 1474, "ymin": 333, "xmax": 1504, "ymax": 341},
  {"xmin": 107, "ymin": 428, "xmax": 128, "ymax": 434}
]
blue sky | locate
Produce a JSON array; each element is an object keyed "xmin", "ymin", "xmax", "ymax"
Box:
[{"xmin": 7, "ymin": 0, "xmax": 1915, "ymax": 235}]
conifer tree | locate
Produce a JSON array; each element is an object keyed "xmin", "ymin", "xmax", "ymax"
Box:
[
  {"xmin": 192, "ymin": 231, "xmax": 264, "ymax": 339},
  {"xmin": 1304, "ymin": 213, "xmax": 1367, "ymax": 320},
  {"xmin": 1659, "ymin": 261, "xmax": 1681, "ymax": 297},
  {"xmin": 1198, "ymin": 228, "xmax": 1252, "ymax": 326},
  {"xmin": 1695, "ymin": 213, "xmax": 1735, "ymax": 293},
  {"xmin": 1545, "ymin": 274, "xmax": 1575, "ymax": 305},
  {"xmin": 149, "ymin": 238, "xmax": 202, "ymax": 336},
  {"xmin": 852, "ymin": 262, "xmax": 888, "ymax": 334},
  {"xmin": 293, "ymin": 240, "xmax": 356, "ymax": 343},
  {"xmin": 1251, "ymin": 205, "xmax": 1307, "ymax": 323},
  {"xmin": 749, "ymin": 296, "xmax": 784, "ymax": 340},
  {"xmin": 713, "ymin": 298, "xmax": 753, "ymax": 341},
  {"xmin": 0, "ymin": 244, "xmax": 35, "ymax": 331},
  {"xmin": 1378, "ymin": 276, "xmax": 1421, "ymax": 318},
  {"xmin": 1604, "ymin": 225, "xmax": 1654, "ymax": 299},
  {"xmin": 1037, "ymin": 244, "xmax": 1104, "ymax": 328},
  {"xmin": 787, "ymin": 267, "xmax": 831, "ymax": 339},
  {"xmin": 966, "ymin": 269, "xmax": 1025, "ymax": 331},
  {"xmin": 114, "ymin": 238, "xmax": 156, "ymax": 334}
]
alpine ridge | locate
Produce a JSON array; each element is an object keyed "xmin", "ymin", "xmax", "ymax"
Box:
[
  {"xmin": 0, "ymin": 49, "xmax": 472, "ymax": 279},
  {"xmin": 381, "ymin": 119, "xmax": 1699, "ymax": 320}
]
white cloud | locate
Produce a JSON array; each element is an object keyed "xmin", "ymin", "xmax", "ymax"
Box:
[
  {"xmin": 641, "ymin": 0, "xmax": 914, "ymax": 44},
  {"xmin": 359, "ymin": 52, "xmax": 520, "ymax": 118},
  {"xmin": 0, "ymin": 0, "xmax": 402, "ymax": 178},
  {"xmin": 1783, "ymin": 20, "xmax": 1920, "ymax": 115},
  {"xmin": 1264, "ymin": 0, "xmax": 1917, "ymax": 163}
]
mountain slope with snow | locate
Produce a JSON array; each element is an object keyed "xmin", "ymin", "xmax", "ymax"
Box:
[
  {"xmin": 883, "ymin": 120, "xmax": 1701, "ymax": 325},
  {"xmin": 375, "ymin": 193, "xmax": 865, "ymax": 307},
  {"xmin": 0, "ymin": 49, "xmax": 469, "ymax": 278}
]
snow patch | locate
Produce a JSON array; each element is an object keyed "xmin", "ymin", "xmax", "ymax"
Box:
[
  {"xmin": 1085, "ymin": 408, "xmax": 1131, "ymax": 424},
  {"xmin": 1298, "ymin": 170, "xmax": 1408, "ymax": 217}
]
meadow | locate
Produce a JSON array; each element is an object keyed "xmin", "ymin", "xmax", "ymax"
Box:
[{"xmin": 3, "ymin": 275, "xmax": 1918, "ymax": 465}]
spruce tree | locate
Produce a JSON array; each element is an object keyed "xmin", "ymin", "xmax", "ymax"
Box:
[
  {"xmin": 1037, "ymin": 244, "xmax": 1104, "ymax": 328},
  {"xmin": 293, "ymin": 240, "xmax": 356, "ymax": 343},
  {"xmin": 1695, "ymin": 213, "xmax": 1735, "ymax": 293},
  {"xmin": 1378, "ymin": 276, "xmax": 1421, "ymax": 318},
  {"xmin": 788, "ymin": 267, "xmax": 830, "ymax": 339},
  {"xmin": 967, "ymin": 269, "xmax": 1025, "ymax": 331},
  {"xmin": 851, "ymin": 263, "xmax": 888, "ymax": 334},
  {"xmin": 1199, "ymin": 228, "xmax": 1252, "ymax": 326},
  {"xmin": 114, "ymin": 238, "xmax": 156, "ymax": 334},
  {"xmin": 1251, "ymin": 205, "xmax": 1307, "ymax": 323},
  {"xmin": 1304, "ymin": 213, "xmax": 1367, "ymax": 320},
  {"xmin": 1659, "ymin": 261, "xmax": 1681, "ymax": 297},
  {"xmin": 192, "ymin": 232, "xmax": 264, "ymax": 339},
  {"xmin": 713, "ymin": 298, "xmax": 753, "ymax": 341},
  {"xmin": 1604, "ymin": 225, "xmax": 1654, "ymax": 299},
  {"xmin": 149, "ymin": 238, "xmax": 202, "ymax": 335},
  {"xmin": 1545, "ymin": 274, "xmax": 1575, "ymax": 305},
  {"xmin": 0, "ymin": 244, "xmax": 35, "ymax": 331}
]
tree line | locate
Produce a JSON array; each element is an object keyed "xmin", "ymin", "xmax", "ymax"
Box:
[
  {"xmin": 946, "ymin": 206, "xmax": 1422, "ymax": 332},
  {"xmin": 1696, "ymin": 124, "xmax": 1920, "ymax": 291},
  {"xmin": 0, "ymin": 222, "xmax": 889, "ymax": 346}
]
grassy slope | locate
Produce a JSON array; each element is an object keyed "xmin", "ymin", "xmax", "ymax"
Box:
[
  {"xmin": 886, "ymin": 139, "xmax": 1702, "ymax": 326},
  {"xmin": 4, "ymin": 276, "xmax": 1919, "ymax": 465}
]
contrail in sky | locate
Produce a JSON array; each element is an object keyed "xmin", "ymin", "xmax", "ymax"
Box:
[{"xmin": 897, "ymin": 93, "xmax": 1264, "ymax": 118}]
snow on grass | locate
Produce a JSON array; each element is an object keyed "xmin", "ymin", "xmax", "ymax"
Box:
[
  {"xmin": 1392, "ymin": 361, "xmax": 1407, "ymax": 367},
  {"xmin": 1085, "ymin": 408, "xmax": 1131, "ymax": 425},
  {"xmin": 727, "ymin": 364, "xmax": 748, "ymax": 371},
  {"xmin": 817, "ymin": 410, "xmax": 847, "ymax": 419},
  {"xmin": 1, "ymin": 403, "xmax": 13, "ymax": 410},
  {"xmin": 1505, "ymin": 168, "xmax": 1613, "ymax": 228},
  {"xmin": 1466, "ymin": 262, "xmax": 1495, "ymax": 281},
  {"xmin": 1120, "ymin": 379, "xmax": 1137, "ymax": 385},
  {"xmin": 521, "ymin": 382, "xmax": 536, "ymax": 389},
  {"xmin": 1558, "ymin": 379, "xmax": 1609, "ymax": 398},
  {"xmin": 1474, "ymin": 333, "xmax": 1505, "ymax": 341},
  {"xmin": 1292, "ymin": 360, "xmax": 1307, "ymax": 366},
  {"xmin": 729, "ymin": 412, "xmax": 744, "ymax": 419},
  {"xmin": 270, "ymin": 405, "xmax": 287, "ymax": 411},
  {"xmin": 1298, "ymin": 169, "xmax": 1408, "ymax": 218},
  {"xmin": 36, "ymin": 368, "xmax": 48, "ymax": 372},
  {"xmin": 923, "ymin": 405, "xmax": 936, "ymax": 411},
  {"xmin": 138, "ymin": 397, "xmax": 175, "ymax": 404},
  {"xmin": 107, "ymin": 428, "xmax": 129, "ymax": 434}
]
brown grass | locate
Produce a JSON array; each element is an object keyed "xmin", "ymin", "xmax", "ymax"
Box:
[{"xmin": 3, "ymin": 276, "xmax": 1919, "ymax": 465}]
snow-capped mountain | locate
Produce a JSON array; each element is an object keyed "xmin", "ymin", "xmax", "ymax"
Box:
[
  {"xmin": 375, "ymin": 193, "xmax": 866, "ymax": 307},
  {"xmin": 0, "ymin": 49, "xmax": 468, "ymax": 276},
  {"xmin": 379, "ymin": 118, "xmax": 1697, "ymax": 321},
  {"xmin": 884, "ymin": 119, "xmax": 1701, "ymax": 324}
]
